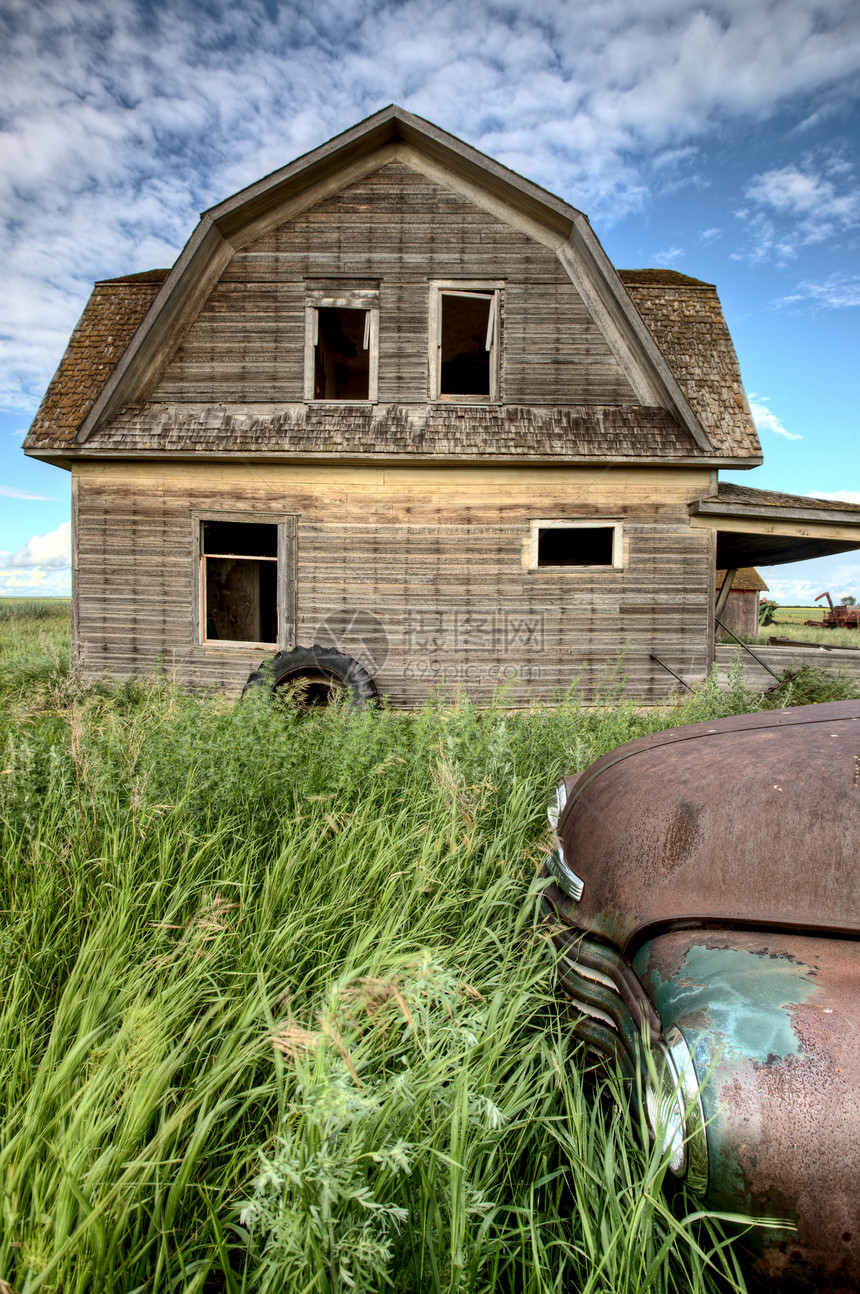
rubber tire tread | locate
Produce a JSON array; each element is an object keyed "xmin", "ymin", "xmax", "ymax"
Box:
[{"xmin": 242, "ymin": 643, "xmax": 378, "ymax": 710}]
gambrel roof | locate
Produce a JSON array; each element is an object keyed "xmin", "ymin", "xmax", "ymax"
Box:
[
  {"xmin": 24, "ymin": 106, "xmax": 761, "ymax": 465},
  {"xmin": 618, "ymin": 271, "xmax": 758, "ymax": 460},
  {"xmin": 25, "ymin": 271, "xmax": 169, "ymax": 452}
]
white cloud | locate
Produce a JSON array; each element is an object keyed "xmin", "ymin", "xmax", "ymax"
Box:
[
  {"xmin": 748, "ymin": 396, "xmax": 802, "ymax": 441},
  {"xmin": 7, "ymin": 521, "xmax": 71, "ymax": 570},
  {"xmin": 0, "ymin": 567, "xmax": 71, "ymax": 597},
  {"xmin": 776, "ymin": 272, "xmax": 860, "ymax": 310},
  {"xmin": 763, "ymin": 577, "xmax": 829, "ymax": 603},
  {"xmin": 745, "ymin": 163, "xmax": 859, "ymax": 225},
  {"xmin": 810, "ymin": 490, "xmax": 860, "ymax": 505},
  {"xmin": 0, "ymin": 485, "xmax": 59, "ymax": 501},
  {"xmin": 653, "ymin": 245, "xmax": 685, "ymax": 265},
  {"xmin": 2, "ymin": 0, "xmax": 860, "ymax": 413},
  {"xmin": 765, "ymin": 575, "xmax": 860, "ymax": 604},
  {"xmin": 758, "ymin": 553, "xmax": 860, "ymax": 605},
  {"xmin": 734, "ymin": 153, "xmax": 860, "ymax": 263}
]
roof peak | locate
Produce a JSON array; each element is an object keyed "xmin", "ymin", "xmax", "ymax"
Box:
[{"xmin": 202, "ymin": 103, "xmax": 586, "ymax": 233}]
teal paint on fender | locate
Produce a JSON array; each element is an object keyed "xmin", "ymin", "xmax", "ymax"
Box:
[
  {"xmin": 633, "ymin": 942, "xmax": 821, "ymax": 1063},
  {"xmin": 633, "ymin": 939, "xmax": 822, "ymax": 1212}
]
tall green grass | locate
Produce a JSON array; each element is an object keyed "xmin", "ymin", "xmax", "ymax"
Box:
[
  {"xmin": 0, "ymin": 599, "xmax": 71, "ymax": 696},
  {"xmin": 0, "ymin": 609, "xmax": 789, "ymax": 1292}
]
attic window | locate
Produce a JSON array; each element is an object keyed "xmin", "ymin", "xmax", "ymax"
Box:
[
  {"xmin": 529, "ymin": 521, "xmax": 623, "ymax": 569},
  {"xmin": 314, "ymin": 308, "xmax": 369, "ymax": 399},
  {"xmin": 304, "ymin": 291, "xmax": 379, "ymax": 402},
  {"xmin": 430, "ymin": 284, "xmax": 500, "ymax": 401},
  {"xmin": 202, "ymin": 520, "xmax": 278, "ymax": 644}
]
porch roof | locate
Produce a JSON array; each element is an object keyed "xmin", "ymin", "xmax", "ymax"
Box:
[{"xmin": 690, "ymin": 482, "xmax": 860, "ymax": 566}]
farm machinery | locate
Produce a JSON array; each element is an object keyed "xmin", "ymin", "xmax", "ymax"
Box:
[{"xmin": 805, "ymin": 592, "xmax": 860, "ymax": 630}]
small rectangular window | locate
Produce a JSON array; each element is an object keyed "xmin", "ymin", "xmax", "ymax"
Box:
[
  {"xmin": 529, "ymin": 521, "xmax": 622, "ymax": 569},
  {"xmin": 314, "ymin": 307, "xmax": 370, "ymax": 400},
  {"xmin": 202, "ymin": 520, "xmax": 278, "ymax": 643},
  {"xmin": 429, "ymin": 283, "xmax": 500, "ymax": 401},
  {"xmin": 304, "ymin": 288, "xmax": 379, "ymax": 402},
  {"xmin": 440, "ymin": 291, "xmax": 494, "ymax": 396}
]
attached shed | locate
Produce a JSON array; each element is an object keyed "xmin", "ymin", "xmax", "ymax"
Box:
[
  {"xmin": 715, "ymin": 568, "xmax": 769, "ymax": 640},
  {"xmin": 22, "ymin": 106, "xmax": 860, "ymax": 704}
]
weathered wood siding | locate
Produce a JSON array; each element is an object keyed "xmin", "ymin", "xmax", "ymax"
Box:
[
  {"xmin": 715, "ymin": 643, "xmax": 860, "ymax": 689},
  {"xmin": 153, "ymin": 162, "xmax": 637, "ymax": 407},
  {"xmin": 73, "ymin": 461, "xmax": 713, "ymax": 704}
]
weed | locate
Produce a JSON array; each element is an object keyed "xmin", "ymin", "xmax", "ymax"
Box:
[{"xmin": 763, "ymin": 664, "xmax": 860, "ymax": 707}]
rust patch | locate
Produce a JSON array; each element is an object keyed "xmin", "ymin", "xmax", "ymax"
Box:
[{"xmin": 659, "ymin": 798, "xmax": 704, "ymax": 876}]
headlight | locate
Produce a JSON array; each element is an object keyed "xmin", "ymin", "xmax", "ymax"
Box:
[
  {"xmin": 546, "ymin": 781, "xmax": 585, "ymax": 901},
  {"xmin": 644, "ymin": 1025, "xmax": 708, "ymax": 1195},
  {"xmin": 547, "ymin": 780, "xmax": 568, "ymax": 831}
]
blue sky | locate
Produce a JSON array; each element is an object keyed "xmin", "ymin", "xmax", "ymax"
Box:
[{"xmin": 1, "ymin": 0, "xmax": 859, "ymax": 603}]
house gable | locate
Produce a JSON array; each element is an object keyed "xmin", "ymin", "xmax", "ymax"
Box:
[
  {"xmin": 63, "ymin": 107, "xmax": 722, "ymax": 455},
  {"xmin": 151, "ymin": 161, "xmax": 638, "ymax": 409},
  {"xmin": 24, "ymin": 106, "xmax": 764, "ymax": 465}
]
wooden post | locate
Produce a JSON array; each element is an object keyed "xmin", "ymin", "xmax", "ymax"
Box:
[{"xmin": 714, "ymin": 567, "xmax": 737, "ymax": 620}]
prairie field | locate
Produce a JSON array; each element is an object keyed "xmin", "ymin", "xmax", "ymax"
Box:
[
  {"xmin": 769, "ymin": 605, "xmax": 824, "ymax": 624},
  {"xmin": 0, "ymin": 601, "xmax": 856, "ymax": 1293},
  {"xmin": 758, "ymin": 604, "xmax": 860, "ymax": 649}
]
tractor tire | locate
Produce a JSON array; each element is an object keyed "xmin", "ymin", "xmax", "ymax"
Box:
[{"xmin": 242, "ymin": 644, "xmax": 378, "ymax": 710}]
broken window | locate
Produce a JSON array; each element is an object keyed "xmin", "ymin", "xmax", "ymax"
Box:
[
  {"xmin": 304, "ymin": 289, "xmax": 379, "ymax": 402},
  {"xmin": 531, "ymin": 522, "xmax": 622, "ymax": 568},
  {"xmin": 436, "ymin": 289, "xmax": 498, "ymax": 399},
  {"xmin": 202, "ymin": 520, "xmax": 278, "ymax": 644},
  {"xmin": 313, "ymin": 307, "xmax": 370, "ymax": 400}
]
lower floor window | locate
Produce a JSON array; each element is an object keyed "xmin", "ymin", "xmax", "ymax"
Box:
[
  {"xmin": 202, "ymin": 520, "xmax": 278, "ymax": 643},
  {"xmin": 530, "ymin": 521, "xmax": 622, "ymax": 568}
]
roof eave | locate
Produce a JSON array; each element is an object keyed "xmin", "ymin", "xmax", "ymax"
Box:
[
  {"xmin": 691, "ymin": 492, "xmax": 860, "ymax": 566},
  {"xmin": 691, "ymin": 497, "xmax": 860, "ymax": 527},
  {"xmin": 26, "ymin": 445, "xmax": 761, "ymax": 469}
]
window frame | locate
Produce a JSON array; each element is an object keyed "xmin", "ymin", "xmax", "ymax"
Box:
[
  {"xmin": 303, "ymin": 289, "xmax": 380, "ymax": 404},
  {"xmin": 192, "ymin": 510, "xmax": 297, "ymax": 650},
  {"xmin": 528, "ymin": 519, "xmax": 624, "ymax": 571},
  {"xmin": 428, "ymin": 281, "xmax": 503, "ymax": 403}
]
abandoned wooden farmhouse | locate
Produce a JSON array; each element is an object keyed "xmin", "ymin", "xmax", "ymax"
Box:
[{"xmin": 24, "ymin": 106, "xmax": 860, "ymax": 704}]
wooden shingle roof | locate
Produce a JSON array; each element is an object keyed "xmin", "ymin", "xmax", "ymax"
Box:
[
  {"xmin": 716, "ymin": 567, "xmax": 769, "ymax": 592},
  {"xmin": 707, "ymin": 482, "xmax": 860, "ymax": 514},
  {"xmin": 618, "ymin": 271, "xmax": 760, "ymax": 459},
  {"xmin": 80, "ymin": 401, "xmax": 701, "ymax": 459},
  {"xmin": 25, "ymin": 267, "xmax": 758, "ymax": 461},
  {"xmin": 25, "ymin": 272, "xmax": 168, "ymax": 451}
]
